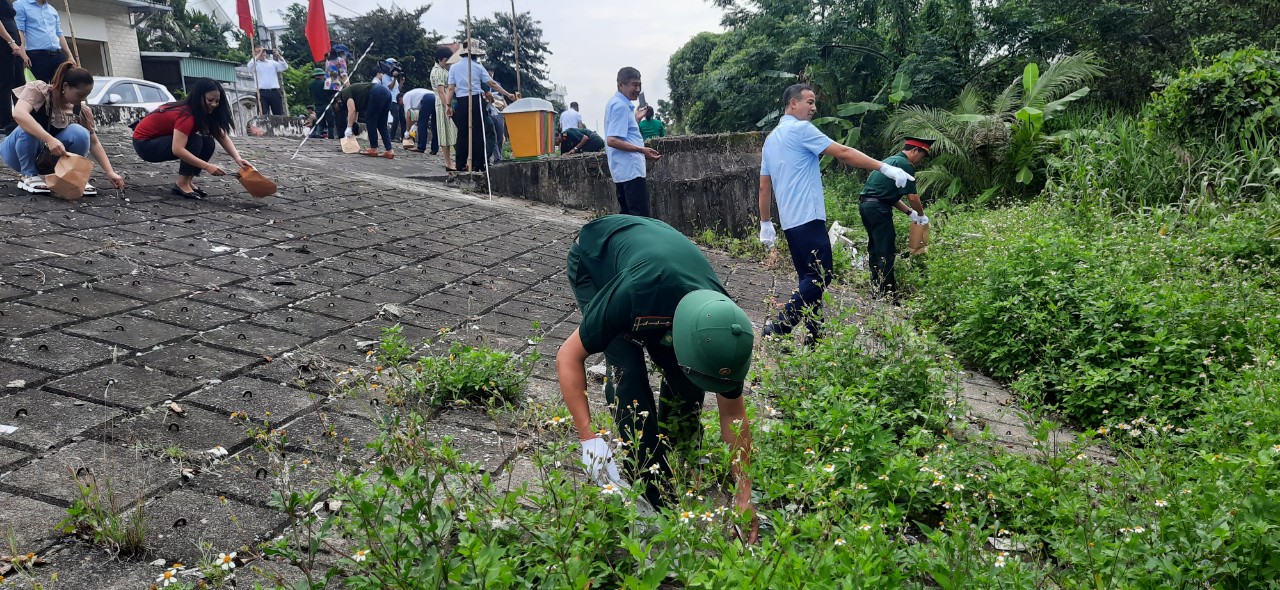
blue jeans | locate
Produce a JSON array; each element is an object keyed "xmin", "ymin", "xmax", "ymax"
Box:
[
  {"xmin": 0, "ymin": 123, "xmax": 90, "ymax": 176},
  {"xmin": 365, "ymin": 83, "xmax": 393, "ymax": 151}
]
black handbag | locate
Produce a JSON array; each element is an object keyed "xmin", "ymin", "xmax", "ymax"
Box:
[{"xmin": 32, "ymin": 101, "xmax": 84, "ymax": 175}]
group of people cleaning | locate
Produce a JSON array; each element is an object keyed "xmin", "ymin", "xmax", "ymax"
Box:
[
  {"xmin": 310, "ymin": 43, "xmax": 517, "ymax": 170},
  {"xmin": 1, "ymin": 60, "xmax": 252, "ymax": 199}
]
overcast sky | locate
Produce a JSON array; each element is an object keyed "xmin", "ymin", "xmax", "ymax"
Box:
[{"xmin": 195, "ymin": 0, "xmax": 727, "ymax": 127}]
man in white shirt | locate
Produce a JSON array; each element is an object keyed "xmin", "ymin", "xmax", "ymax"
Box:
[
  {"xmin": 248, "ymin": 47, "xmax": 289, "ymax": 116},
  {"xmin": 605, "ymin": 68, "xmax": 660, "ymax": 216},
  {"xmin": 560, "ymin": 102, "xmax": 583, "ymax": 131},
  {"xmin": 758, "ymin": 83, "xmax": 913, "ymax": 338}
]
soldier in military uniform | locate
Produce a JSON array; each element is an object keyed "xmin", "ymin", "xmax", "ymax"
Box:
[
  {"xmin": 556, "ymin": 215, "xmax": 757, "ymax": 538},
  {"xmin": 858, "ymin": 137, "xmax": 934, "ymax": 301}
]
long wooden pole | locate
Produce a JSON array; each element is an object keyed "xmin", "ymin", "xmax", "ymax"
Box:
[
  {"xmin": 509, "ymin": 0, "xmax": 521, "ymax": 95},
  {"xmin": 465, "ymin": 0, "xmax": 473, "ymax": 172},
  {"xmin": 60, "ymin": 0, "xmax": 80, "ymax": 66}
]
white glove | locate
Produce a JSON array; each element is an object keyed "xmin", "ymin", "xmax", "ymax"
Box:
[
  {"xmin": 759, "ymin": 221, "xmax": 777, "ymax": 248},
  {"xmin": 879, "ymin": 162, "xmax": 915, "ymax": 188},
  {"xmin": 909, "ymin": 211, "xmax": 922, "ymax": 224},
  {"xmin": 344, "ymin": 127, "xmax": 354, "ymax": 138},
  {"xmin": 580, "ymin": 437, "xmax": 622, "ymax": 486},
  {"xmin": 918, "ymin": 214, "xmax": 930, "ymax": 225}
]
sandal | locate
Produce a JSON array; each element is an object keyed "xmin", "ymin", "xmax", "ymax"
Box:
[
  {"xmin": 18, "ymin": 176, "xmax": 49, "ymax": 194},
  {"xmin": 382, "ymin": 150, "xmax": 395, "ymax": 160},
  {"xmin": 171, "ymin": 184, "xmax": 201, "ymax": 200},
  {"xmin": 82, "ymin": 182, "xmax": 98, "ymax": 197},
  {"xmin": 362, "ymin": 148, "xmax": 379, "ymax": 157}
]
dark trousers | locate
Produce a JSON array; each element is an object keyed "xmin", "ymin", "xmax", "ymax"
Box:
[
  {"xmin": 452, "ymin": 95, "xmax": 486, "ymax": 171},
  {"xmin": 859, "ymin": 201, "xmax": 898, "ymax": 299},
  {"xmin": 28, "ymin": 49, "xmax": 66, "ymax": 83},
  {"xmin": 417, "ymin": 93, "xmax": 438, "ymax": 153},
  {"xmin": 259, "ymin": 89, "xmax": 285, "ymax": 116},
  {"xmin": 0, "ymin": 41, "xmax": 19, "ymax": 129},
  {"xmin": 310, "ymin": 104, "xmax": 336, "ymax": 138},
  {"xmin": 772, "ymin": 219, "xmax": 834, "ymax": 338},
  {"xmin": 567, "ymin": 245, "xmax": 704, "ymax": 507},
  {"xmin": 133, "ymin": 134, "xmax": 216, "ymax": 178},
  {"xmin": 364, "ymin": 84, "xmax": 393, "ymax": 151},
  {"xmin": 614, "ymin": 177, "xmax": 650, "ymax": 217},
  {"xmin": 389, "ymin": 99, "xmax": 406, "ymax": 139}
]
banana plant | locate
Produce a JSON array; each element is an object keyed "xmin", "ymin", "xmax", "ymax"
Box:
[{"xmin": 812, "ymin": 71, "xmax": 912, "ymax": 169}]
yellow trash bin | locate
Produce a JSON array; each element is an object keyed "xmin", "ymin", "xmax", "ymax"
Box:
[{"xmin": 501, "ymin": 98, "xmax": 557, "ymax": 159}]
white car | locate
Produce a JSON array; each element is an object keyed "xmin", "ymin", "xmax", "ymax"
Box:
[{"xmin": 88, "ymin": 77, "xmax": 176, "ymax": 111}]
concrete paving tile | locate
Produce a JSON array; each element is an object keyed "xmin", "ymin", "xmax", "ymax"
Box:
[
  {"xmin": 0, "ymin": 283, "xmax": 30, "ymax": 301},
  {"xmin": 293, "ymin": 295, "xmax": 379, "ymax": 323},
  {"xmin": 0, "ymin": 302, "xmax": 79, "ymax": 339},
  {"xmin": 281, "ymin": 411, "xmax": 380, "ymax": 463},
  {"xmin": 4, "ymin": 544, "xmax": 158, "ymax": 590},
  {"xmin": 0, "ymin": 261, "xmax": 91, "ymax": 291},
  {"xmin": 0, "ymin": 389, "xmax": 124, "ymax": 451},
  {"xmin": 332, "ymin": 283, "xmax": 418, "ymax": 305},
  {"xmin": 105, "ymin": 404, "xmax": 253, "ymax": 459},
  {"xmin": 24, "ymin": 286, "xmax": 146, "ymax": 319},
  {"xmin": 192, "ymin": 447, "xmax": 341, "ymax": 510},
  {"xmin": 247, "ymin": 307, "xmax": 352, "ymax": 338},
  {"xmin": 0, "ymin": 491, "xmax": 71, "ymax": 552},
  {"xmin": 0, "ymin": 332, "xmax": 120, "ymax": 374},
  {"xmin": 45, "ymin": 364, "xmax": 200, "ymax": 410},
  {"xmin": 65, "ymin": 314, "xmax": 195, "ymax": 350},
  {"xmin": 0, "ymin": 243, "xmax": 52, "ymax": 265},
  {"xmin": 10, "ymin": 233, "xmax": 107, "ymax": 255},
  {"xmin": 134, "ymin": 299, "xmax": 250, "ymax": 331},
  {"xmin": 195, "ymin": 324, "xmax": 312, "ymax": 357},
  {"xmin": 186, "ymin": 377, "xmax": 319, "ymax": 423},
  {"xmin": 143, "ymin": 489, "xmax": 288, "ymax": 565},
  {"xmin": 0, "ymin": 439, "xmax": 174, "ymax": 505},
  {"xmin": 0, "ymin": 360, "xmax": 51, "ymax": 390},
  {"xmin": 93, "ymin": 275, "xmax": 197, "ymax": 302},
  {"xmin": 41, "ymin": 251, "xmax": 144, "ymax": 279},
  {"xmin": 0, "ymin": 446, "xmax": 31, "ymax": 471},
  {"xmin": 128, "ymin": 342, "xmax": 260, "ymax": 380},
  {"xmin": 188, "ymin": 286, "xmax": 293, "ymax": 314}
]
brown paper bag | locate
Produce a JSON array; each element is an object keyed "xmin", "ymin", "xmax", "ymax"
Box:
[
  {"xmin": 340, "ymin": 136, "xmax": 361, "ymax": 154},
  {"xmin": 908, "ymin": 222, "xmax": 930, "ymax": 256},
  {"xmin": 401, "ymin": 138, "xmax": 415, "ymax": 149},
  {"xmin": 237, "ymin": 167, "xmax": 277, "ymax": 198},
  {"xmin": 44, "ymin": 154, "xmax": 94, "ymax": 201}
]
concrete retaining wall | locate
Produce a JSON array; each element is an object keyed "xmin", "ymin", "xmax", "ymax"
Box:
[
  {"xmin": 484, "ymin": 132, "xmax": 772, "ymax": 238},
  {"xmin": 88, "ymin": 106, "xmax": 305, "ymax": 138}
]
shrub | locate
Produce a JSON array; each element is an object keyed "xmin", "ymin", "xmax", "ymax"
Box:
[
  {"xmin": 1148, "ymin": 48, "xmax": 1280, "ymax": 142},
  {"xmin": 375, "ymin": 325, "xmax": 538, "ymax": 411}
]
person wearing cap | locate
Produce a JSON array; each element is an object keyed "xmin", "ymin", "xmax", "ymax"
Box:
[
  {"xmin": 307, "ymin": 68, "xmax": 337, "ymax": 139},
  {"xmin": 858, "ymin": 136, "xmax": 933, "ymax": 301},
  {"xmin": 758, "ymin": 83, "xmax": 915, "ymax": 339},
  {"xmin": 557, "ymin": 215, "xmax": 758, "ymax": 539},
  {"xmin": 445, "ymin": 41, "xmax": 517, "ymax": 172},
  {"xmin": 560, "ymin": 126, "xmax": 604, "ymax": 155}
]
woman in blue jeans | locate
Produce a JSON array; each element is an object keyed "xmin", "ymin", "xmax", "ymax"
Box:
[
  {"xmin": 1, "ymin": 62, "xmax": 124, "ymax": 195},
  {"xmin": 339, "ymin": 81, "xmax": 394, "ymax": 158}
]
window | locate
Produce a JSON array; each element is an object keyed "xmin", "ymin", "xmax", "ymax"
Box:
[
  {"xmin": 106, "ymin": 83, "xmax": 141, "ymax": 104},
  {"xmin": 137, "ymin": 84, "xmax": 169, "ymax": 103}
]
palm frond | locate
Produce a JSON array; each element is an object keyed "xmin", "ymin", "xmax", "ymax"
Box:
[{"xmin": 1024, "ymin": 52, "xmax": 1105, "ymax": 109}]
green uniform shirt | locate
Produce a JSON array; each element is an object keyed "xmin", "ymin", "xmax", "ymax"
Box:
[
  {"xmin": 338, "ymin": 83, "xmax": 374, "ymax": 111},
  {"xmin": 859, "ymin": 152, "xmax": 917, "ymax": 206},
  {"xmin": 569, "ymin": 216, "xmax": 728, "ymax": 354},
  {"xmin": 563, "ymin": 127, "xmax": 604, "ymax": 152},
  {"xmin": 638, "ymin": 118, "xmax": 666, "ymax": 140}
]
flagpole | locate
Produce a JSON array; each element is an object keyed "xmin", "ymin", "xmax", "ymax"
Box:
[
  {"xmin": 509, "ymin": 0, "xmax": 521, "ymax": 96},
  {"xmin": 61, "ymin": 0, "xmax": 80, "ymax": 66},
  {"xmin": 291, "ymin": 41, "xmax": 375, "ymax": 160}
]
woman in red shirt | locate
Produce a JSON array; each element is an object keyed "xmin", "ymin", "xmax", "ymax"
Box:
[{"xmin": 132, "ymin": 78, "xmax": 253, "ymax": 199}]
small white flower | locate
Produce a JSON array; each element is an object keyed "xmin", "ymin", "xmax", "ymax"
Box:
[
  {"xmin": 217, "ymin": 552, "xmax": 237, "ymax": 571},
  {"xmin": 804, "ymin": 448, "xmax": 815, "ymax": 456},
  {"xmin": 352, "ymin": 549, "xmax": 368, "ymax": 562},
  {"xmin": 994, "ymin": 551, "xmax": 1008, "ymax": 568},
  {"xmin": 834, "ymin": 538, "xmax": 846, "ymax": 546},
  {"xmin": 1154, "ymin": 499, "xmax": 1168, "ymax": 508},
  {"xmin": 859, "ymin": 523, "xmax": 872, "ymax": 532},
  {"xmin": 822, "ymin": 464, "xmax": 835, "ymax": 473},
  {"xmin": 157, "ymin": 568, "xmax": 179, "ymax": 587},
  {"xmin": 679, "ymin": 511, "xmax": 693, "ymax": 524},
  {"xmin": 700, "ymin": 511, "xmax": 715, "ymax": 523},
  {"xmin": 601, "ymin": 483, "xmax": 620, "ymax": 495},
  {"xmin": 647, "ymin": 464, "xmax": 660, "ymax": 474}
]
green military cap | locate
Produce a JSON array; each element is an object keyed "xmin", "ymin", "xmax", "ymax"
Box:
[{"xmin": 672, "ymin": 290, "xmax": 754, "ymax": 393}]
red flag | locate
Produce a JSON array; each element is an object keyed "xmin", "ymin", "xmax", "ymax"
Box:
[
  {"xmin": 305, "ymin": 0, "xmax": 331, "ymax": 63},
  {"xmin": 236, "ymin": 0, "xmax": 254, "ymax": 38}
]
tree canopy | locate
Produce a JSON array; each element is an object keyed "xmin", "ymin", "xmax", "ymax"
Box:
[
  {"xmin": 137, "ymin": 0, "xmax": 249, "ymax": 64},
  {"xmin": 457, "ymin": 11, "xmax": 554, "ymax": 99}
]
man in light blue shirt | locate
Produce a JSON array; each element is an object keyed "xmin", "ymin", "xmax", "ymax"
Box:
[
  {"xmin": 15, "ymin": 0, "xmax": 73, "ymax": 83},
  {"xmin": 605, "ymin": 67, "xmax": 660, "ymax": 217},
  {"xmin": 757, "ymin": 83, "xmax": 913, "ymax": 339},
  {"xmin": 446, "ymin": 42, "xmax": 515, "ymax": 172}
]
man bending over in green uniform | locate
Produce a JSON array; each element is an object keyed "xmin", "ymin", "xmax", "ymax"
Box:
[
  {"xmin": 557, "ymin": 215, "xmax": 758, "ymax": 540},
  {"xmin": 858, "ymin": 137, "xmax": 934, "ymax": 301}
]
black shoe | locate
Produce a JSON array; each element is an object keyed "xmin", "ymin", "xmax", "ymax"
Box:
[{"xmin": 171, "ymin": 185, "xmax": 201, "ymax": 199}]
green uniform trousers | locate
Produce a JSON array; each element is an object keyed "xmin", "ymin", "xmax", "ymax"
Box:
[
  {"xmin": 601, "ymin": 334, "xmax": 705, "ymax": 507},
  {"xmin": 859, "ymin": 201, "xmax": 898, "ymax": 298}
]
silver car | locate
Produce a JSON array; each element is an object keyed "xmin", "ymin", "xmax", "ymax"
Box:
[{"xmin": 88, "ymin": 77, "xmax": 176, "ymax": 112}]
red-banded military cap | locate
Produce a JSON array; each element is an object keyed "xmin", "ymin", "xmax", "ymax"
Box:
[{"xmin": 904, "ymin": 137, "xmax": 936, "ymax": 153}]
